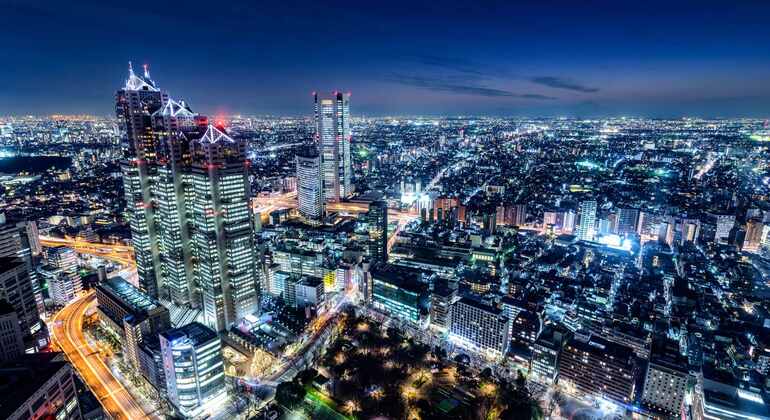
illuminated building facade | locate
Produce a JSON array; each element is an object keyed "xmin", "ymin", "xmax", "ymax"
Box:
[
  {"xmin": 366, "ymin": 200, "xmax": 388, "ymax": 263},
  {"xmin": 116, "ymin": 63, "xmax": 165, "ymax": 297},
  {"xmin": 160, "ymin": 322, "xmax": 226, "ymax": 417},
  {"xmin": 296, "ymin": 146, "xmax": 324, "ymax": 222},
  {"xmin": 116, "ymin": 65, "xmax": 259, "ymax": 330},
  {"xmin": 577, "ymin": 200, "xmax": 597, "ymax": 241},
  {"xmin": 190, "ymin": 125, "xmax": 258, "ymax": 332},
  {"xmin": 449, "ymin": 297, "xmax": 510, "ymax": 358},
  {"xmin": 314, "ymin": 92, "xmax": 352, "ymax": 202}
]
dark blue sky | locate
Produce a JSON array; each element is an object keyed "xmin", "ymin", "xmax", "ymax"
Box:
[{"xmin": 2, "ymin": 0, "xmax": 770, "ymax": 117}]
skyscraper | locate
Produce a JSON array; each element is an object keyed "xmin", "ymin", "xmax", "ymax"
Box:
[
  {"xmin": 296, "ymin": 146, "xmax": 324, "ymax": 222},
  {"xmin": 116, "ymin": 64, "xmax": 259, "ymax": 331},
  {"xmin": 0, "ymin": 258, "xmax": 41, "ymax": 346},
  {"xmin": 154, "ymin": 98, "xmax": 201, "ymax": 307},
  {"xmin": 577, "ymin": 200, "xmax": 597, "ymax": 241},
  {"xmin": 314, "ymin": 92, "xmax": 352, "ymax": 202},
  {"xmin": 190, "ymin": 125, "xmax": 259, "ymax": 332},
  {"xmin": 116, "ymin": 63, "xmax": 165, "ymax": 298},
  {"xmin": 366, "ymin": 200, "xmax": 388, "ymax": 263}
]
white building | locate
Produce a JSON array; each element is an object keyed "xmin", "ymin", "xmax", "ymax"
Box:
[{"xmin": 449, "ymin": 297, "xmax": 510, "ymax": 358}]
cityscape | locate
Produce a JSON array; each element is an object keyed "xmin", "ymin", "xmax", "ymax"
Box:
[{"xmin": 2, "ymin": 2, "xmax": 770, "ymax": 420}]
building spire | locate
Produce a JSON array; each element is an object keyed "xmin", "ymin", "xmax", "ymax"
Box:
[
  {"xmin": 143, "ymin": 63, "xmax": 150, "ymax": 79},
  {"xmin": 128, "ymin": 60, "xmax": 134, "ymax": 76}
]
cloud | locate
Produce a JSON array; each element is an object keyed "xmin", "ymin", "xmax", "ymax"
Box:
[
  {"xmin": 407, "ymin": 54, "xmax": 488, "ymax": 76},
  {"xmin": 384, "ymin": 74, "xmax": 556, "ymax": 99},
  {"xmin": 405, "ymin": 54, "xmax": 599, "ymax": 94},
  {"xmin": 530, "ymin": 76, "xmax": 600, "ymax": 93}
]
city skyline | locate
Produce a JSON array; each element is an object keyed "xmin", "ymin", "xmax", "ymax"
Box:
[
  {"xmin": 1, "ymin": 3, "xmax": 770, "ymax": 420},
  {"xmin": 3, "ymin": 1, "xmax": 770, "ymax": 117}
]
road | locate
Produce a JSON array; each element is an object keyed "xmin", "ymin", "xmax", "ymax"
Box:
[
  {"xmin": 40, "ymin": 235, "xmax": 136, "ymax": 266},
  {"xmin": 51, "ymin": 292, "xmax": 159, "ymax": 420}
]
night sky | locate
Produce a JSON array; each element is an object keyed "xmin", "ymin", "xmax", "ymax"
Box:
[{"xmin": 2, "ymin": 0, "xmax": 770, "ymax": 117}]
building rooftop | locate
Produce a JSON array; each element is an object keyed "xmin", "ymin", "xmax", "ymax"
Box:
[
  {"xmin": 0, "ymin": 353, "xmax": 69, "ymax": 419},
  {"xmin": 97, "ymin": 276, "xmax": 160, "ymax": 314},
  {"xmin": 161, "ymin": 322, "xmax": 218, "ymax": 347}
]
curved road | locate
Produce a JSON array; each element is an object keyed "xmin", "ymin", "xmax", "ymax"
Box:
[{"xmin": 51, "ymin": 292, "xmax": 158, "ymax": 420}]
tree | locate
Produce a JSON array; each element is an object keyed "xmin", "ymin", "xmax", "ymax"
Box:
[
  {"xmin": 275, "ymin": 380, "xmax": 306, "ymax": 409},
  {"xmin": 296, "ymin": 368, "xmax": 318, "ymax": 386}
]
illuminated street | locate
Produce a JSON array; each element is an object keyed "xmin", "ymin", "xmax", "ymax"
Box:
[{"xmin": 50, "ymin": 292, "xmax": 159, "ymax": 420}]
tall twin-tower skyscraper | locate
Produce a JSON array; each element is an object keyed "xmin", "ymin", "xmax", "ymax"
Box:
[
  {"xmin": 116, "ymin": 63, "xmax": 258, "ymax": 332},
  {"xmin": 297, "ymin": 92, "xmax": 353, "ymax": 222}
]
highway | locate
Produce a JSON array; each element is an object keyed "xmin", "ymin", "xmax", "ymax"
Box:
[
  {"xmin": 40, "ymin": 235, "xmax": 136, "ymax": 266},
  {"xmin": 51, "ymin": 292, "xmax": 158, "ymax": 420}
]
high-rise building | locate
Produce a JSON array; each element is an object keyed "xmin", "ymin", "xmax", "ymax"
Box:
[
  {"xmin": 296, "ymin": 146, "xmax": 324, "ymax": 222},
  {"xmin": 0, "ymin": 218, "xmax": 43, "ymax": 314},
  {"xmin": 577, "ymin": 200, "xmax": 597, "ymax": 241},
  {"xmin": 116, "ymin": 63, "xmax": 166, "ymax": 298},
  {"xmin": 616, "ymin": 207, "xmax": 640, "ymax": 236},
  {"xmin": 153, "ymin": 98, "xmax": 201, "ymax": 307},
  {"xmin": 43, "ymin": 246, "xmax": 82, "ymax": 306},
  {"xmin": 0, "ymin": 353, "xmax": 82, "ymax": 420},
  {"xmin": 370, "ymin": 264, "xmax": 427, "ymax": 324},
  {"xmin": 366, "ymin": 200, "xmax": 388, "ymax": 263},
  {"xmin": 641, "ymin": 339, "xmax": 689, "ymax": 417},
  {"xmin": 0, "ymin": 258, "xmax": 42, "ymax": 347},
  {"xmin": 116, "ymin": 65, "xmax": 259, "ymax": 331},
  {"xmin": 449, "ymin": 297, "xmax": 511, "ymax": 358},
  {"xmin": 744, "ymin": 219, "xmax": 765, "ymax": 252},
  {"xmin": 558, "ymin": 335, "xmax": 638, "ymax": 405},
  {"xmin": 160, "ymin": 322, "xmax": 226, "ymax": 417},
  {"xmin": 190, "ymin": 125, "xmax": 259, "ymax": 332},
  {"xmin": 714, "ymin": 214, "xmax": 736, "ymax": 244},
  {"xmin": 0, "ymin": 300, "xmax": 24, "ymax": 363},
  {"xmin": 314, "ymin": 92, "xmax": 352, "ymax": 202}
]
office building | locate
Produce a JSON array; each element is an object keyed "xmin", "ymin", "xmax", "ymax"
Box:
[
  {"xmin": 190, "ymin": 125, "xmax": 259, "ymax": 332},
  {"xmin": 116, "ymin": 63, "xmax": 165, "ymax": 298},
  {"xmin": 314, "ymin": 92, "xmax": 352, "ymax": 202},
  {"xmin": 429, "ymin": 283, "xmax": 455, "ymax": 331},
  {"xmin": 558, "ymin": 334, "xmax": 638, "ymax": 405},
  {"xmin": 0, "ymin": 258, "xmax": 42, "ymax": 346},
  {"xmin": 371, "ymin": 263, "xmax": 427, "ymax": 324},
  {"xmin": 0, "ymin": 218, "xmax": 43, "ymax": 314},
  {"xmin": 0, "ymin": 353, "xmax": 81, "ymax": 420},
  {"xmin": 0, "ymin": 300, "xmax": 24, "ymax": 363},
  {"xmin": 117, "ymin": 65, "xmax": 260, "ymax": 331},
  {"xmin": 285, "ymin": 275, "xmax": 325, "ymax": 309},
  {"xmin": 296, "ymin": 146, "xmax": 325, "ymax": 222},
  {"xmin": 530, "ymin": 326, "xmax": 571, "ymax": 385},
  {"xmin": 449, "ymin": 297, "xmax": 511, "ymax": 358},
  {"xmin": 714, "ymin": 214, "xmax": 736, "ymax": 244},
  {"xmin": 42, "ymin": 246, "xmax": 82, "ymax": 306},
  {"xmin": 153, "ymin": 99, "xmax": 200, "ymax": 307},
  {"xmin": 160, "ymin": 322, "xmax": 226, "ymax": 417},
  {"xmin": 641, "ymin": 339, "xmax": 689, "ymax": 417},
  {"xmin": 616, "ymin": 207, "xmax": 639, "ymax": 236},
  {"xmin": 95, "ymin": 276, "xmax": 170, "ymax": 370},
  {"xmin": 367, "ymin": 200, "xmax": 388, "ymax": 263},
  {"xmin": 577, "ymin": 200, "xmax": 597, "ymax": 241}
]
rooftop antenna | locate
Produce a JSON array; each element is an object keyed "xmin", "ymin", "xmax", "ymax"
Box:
[{"xmin": 143, "ymin": 63, "xmax": 150, "ymax": 79}]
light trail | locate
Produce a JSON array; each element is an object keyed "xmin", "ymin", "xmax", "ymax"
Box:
[
  {"xmin": 51, "ymin": 292, "xmax": 158, "ymax": 419},
  {"xmin": 40, "ymin": 235, "xmax": 136, "ymax": 266}
]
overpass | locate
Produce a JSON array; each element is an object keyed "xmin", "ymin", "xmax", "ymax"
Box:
[{"xmin": 39, "ymin": 236, "xmax": 136, "ymax": 266}]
